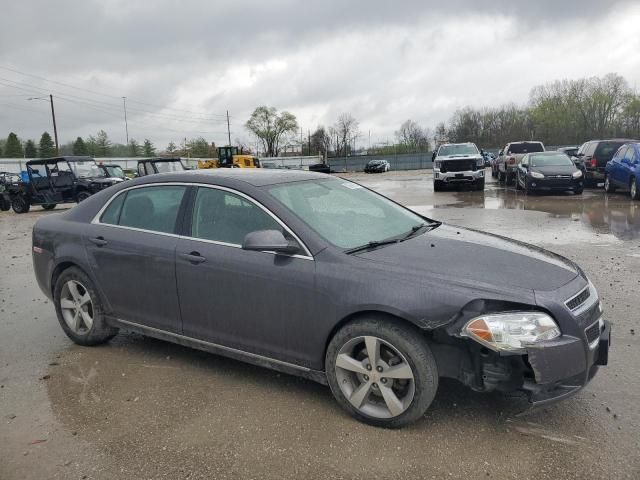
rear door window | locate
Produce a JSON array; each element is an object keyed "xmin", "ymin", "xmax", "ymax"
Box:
[{"xmin": 104, "ymin": 186, "xmax": 186, "ymax": 234}]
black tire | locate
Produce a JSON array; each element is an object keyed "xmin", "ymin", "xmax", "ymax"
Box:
[
  {"xmin": 11, "ymin": 195, "xmax": 30, "ymax": 214},
  {"xmin": 42, "ymin": 204, "xmax": 57, "ymax": 210},
  {"xmin": 604, "ymin": 175, "xmax": 616, "ymax": 193},
  {"xmin": 631, "ymin": 177, "xmax": 640, "ymax": 201},
  {"xmin": 0, "ymin": 195, "xmax": 10, "ymax": 211},
  {"xmin": 433, "ymin": 180, "xmax": 444, "ymax": 192},
  {"xmin": 515, "ymin": 172, "xmax": 522, "ymax": 190},
  {"xmin": 475, "ymin": 178, "xmax": 485, "ymax": 191},
  {"xmin": 574, "ymin": 188, "xmax": 583, "ymax": 195},
  {"xmin": 325, "ymin": 317, "xmax": 438, "ymax": 428},
  {"xmin": 53, "ymin": 266, "xmax": 118, "ymax": 346},
  {"xmin": 76, "ymin": 191, "xmax": 91, "ymax": 203},
  {"xmin": 498, "ymin": 170, "xmax": 505, "ymax": 183}
]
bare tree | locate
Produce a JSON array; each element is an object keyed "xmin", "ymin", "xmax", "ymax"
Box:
[
  {"xmin": 395, "ymin": 120, "xmax": 430, "ymax": 152},
  {"xmin": 310, "ymin": 126, "xmax": 332, "ymax": 158},
  {"xmin": 245, "ymin": 106, "xmax": 298, "ymax": 157},
  {"xmin": 334, "ymin": 113, "xmax": 359, "ymax": 156}
]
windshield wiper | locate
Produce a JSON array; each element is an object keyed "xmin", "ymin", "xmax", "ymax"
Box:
[
  {"xmin": 400, "ymin": 222, "xmax": 441, "ymax": 241},
  {"xmin": 344, "ymin": 238, "xmax": 401, "ymax": 255}
]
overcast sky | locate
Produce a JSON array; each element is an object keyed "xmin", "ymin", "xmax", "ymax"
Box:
[{"xmin": 1, "ymin": 0, "xmax": 639, "ymax": 152}]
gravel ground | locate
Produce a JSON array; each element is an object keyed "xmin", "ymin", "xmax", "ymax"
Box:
[{"xmin": 1, "ymin": 170, "xmax": 638, "ymax": 479}]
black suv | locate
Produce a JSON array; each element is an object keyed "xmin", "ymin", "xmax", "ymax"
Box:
[
  {"xmin": 10, "ymin": 157, "xmax": 122, "ymax": 214},
  {"xmin": 575, "ymin": 139, "xmax": 639, "ymax": 186}
]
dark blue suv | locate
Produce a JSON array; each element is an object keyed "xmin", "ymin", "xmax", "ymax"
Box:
[{"xmin": 604, "ymin": 142, "xmax": 640, "ymax": 200}]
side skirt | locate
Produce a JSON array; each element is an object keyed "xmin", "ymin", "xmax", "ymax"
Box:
[{"xmin": 106, "ymin": 317, "xmax": 328, "ymax": 385}]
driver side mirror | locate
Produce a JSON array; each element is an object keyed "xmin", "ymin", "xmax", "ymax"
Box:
[{"xmin": 242, "ymin": 230, "xmax": 300, "ymax": 255}]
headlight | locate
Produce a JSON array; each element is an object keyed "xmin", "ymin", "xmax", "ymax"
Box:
[
  {"xmin": 530, "ymin": 171, "xmax": 544, "ymax": 179},
  {"xmin": 477, "ymin": 159, "xmax": 484, "ymax": 167},
  {"xmin": 572, "ymin": 170, "xmax": 583, "ymax": 178},
  {"xmin": 434, "ymin": 161, "xmax": 441, "ymax": 169},
  {"xmin": 462, "ymin": 312, "xmax": 560, "ymax": 352}
]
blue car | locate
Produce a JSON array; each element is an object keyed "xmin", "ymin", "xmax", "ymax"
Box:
[{"xmin": 604, "ymin": 142, "xmax": 640, "ymax": 200}]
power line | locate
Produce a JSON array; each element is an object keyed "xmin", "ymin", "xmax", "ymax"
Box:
[
  {"xmin": 0, "ymin": 64, "xmax": 230, "ymax": 118},
  {"xmin": 0, "ymin": 77, "xmax": 230, "ymax": 125}
]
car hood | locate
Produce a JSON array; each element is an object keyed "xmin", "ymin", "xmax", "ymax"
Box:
[
  {"xmin": 355, "ymin": 225, "xmax": 580, "ymax": 292},
  {"xmin": 530, "ymin": 165, "xmax": 577, "ymax": 175}
]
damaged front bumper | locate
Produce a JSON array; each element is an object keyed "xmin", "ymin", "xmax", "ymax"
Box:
[{"xmin": 523, "ymin": 319, "xmax": 611, "ymax": 406}]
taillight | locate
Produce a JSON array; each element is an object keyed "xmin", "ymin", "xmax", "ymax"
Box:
[
  {"xmin": 590, "ymin": 157, "xmax": 597, "ymax": 168},
  {"xmin": 508, "ymin": 157, "xmax": 515, "ymax": 165}
]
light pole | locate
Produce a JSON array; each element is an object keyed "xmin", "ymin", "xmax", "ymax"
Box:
[
  {"xmin": 122, "ymin": 97, "xmax": 129, "ymax": 145},
  {"xmin": 27, "ymin": 95, "xmax": 59, "ymax": 154}
]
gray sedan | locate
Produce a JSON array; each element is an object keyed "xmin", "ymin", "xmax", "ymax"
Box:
[{"xmin": 32, "ymin": 169, "xmax": 610, "ymax": 427}]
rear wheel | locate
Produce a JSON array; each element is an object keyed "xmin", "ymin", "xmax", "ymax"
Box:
[
  {"xmin": 604, "ymin": 175, "xmax": 616, "ymax": 193},
  {"xmin": 326, "ymin": 317, "xmax": 438, "ymax": 428},
  {"xmin": 54, "ymin": 267, "xmax": 118, "ymax": 346},
  {"xmin": 631, "ymin": 177, "xmax": 639, "ymax": 201},
  {"xmin": 11, "ymin": 195, "xmax": 30, "ymax": 214},
  {"xmin": 42, "ymin": 204, "xmax": 57, "ymax": 210}
]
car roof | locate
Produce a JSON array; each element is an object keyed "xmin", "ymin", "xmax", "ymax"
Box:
[
  {"xmin": 439, "ymin": 142, "xmax": 475, "ymax": 147},
  {"xmin": 527, "ymin": 151, "xmax": 567, "ymax": 156},
  {"xmin": 134, "ymin": 168, "xmax": 330, "ymax": 187},
  {"xmin": 26, "ymin": 156, "xmax": 94, "ymax": 165}
]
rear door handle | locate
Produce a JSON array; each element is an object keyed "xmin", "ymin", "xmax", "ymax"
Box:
[
  {"xmin": 181, "ymin": 251, "xmax": 206, "ymax": 264},
  {"xmin": 89, "ymin": 236, "xmax": 108, "ymax": 247}
]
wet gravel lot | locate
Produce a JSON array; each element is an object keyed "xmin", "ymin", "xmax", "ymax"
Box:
[{"xmin": 1, "ymin": 170, "xmax": 639, "ymax": 479}]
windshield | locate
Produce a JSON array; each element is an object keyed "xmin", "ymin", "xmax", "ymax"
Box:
[
  {"xmin": 438, "ymin": 144, "xmax": 478, "ymax": 156},
  {"xmin": 269, "ymin": 179, "xmax": 430, "ymax": 249},
  {"xmin": 69, "ymin": 161, "xmax": 105, "ymax": 178},
  {"xmin": 154, "ymin": 161, "xmax": 185, "ymax": 173},
  {"xmin": 105, "ymin": 165, "xmax": 125, "ymax": 178},
  {"xmin": 508, "ymin": 142, "xmax": 544, "ymax": 154},
  {"xmin": 530, "ymin": 154, "xmax": 573, "ymax": 167}
]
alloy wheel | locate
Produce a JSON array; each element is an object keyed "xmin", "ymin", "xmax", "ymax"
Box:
[
  {"xmin": 631, "ymin": 180, "xmax": 637, "ymax": 200},
  {"xmin": 59, "ymin": 280, "xmax": 94, "ymax": 334},
  {"xmin": 335, "ymin": 336, "xmax": 415, "ymax": 419}
]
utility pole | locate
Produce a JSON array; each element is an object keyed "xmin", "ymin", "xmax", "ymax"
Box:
[
  {"xmin": 308, "ymin": 129, "xmax": 311, "ymax": 156},
  {"xmin": 226, "ymin": 110, "xmax": 231, "ymax": 146},
  {"xmin": 122, "ymin": 97, "xmax": 129, "ymax": 145},
  {"xmin": 49, "ymin": 94, "xmax": 59, "ymax": 154}
]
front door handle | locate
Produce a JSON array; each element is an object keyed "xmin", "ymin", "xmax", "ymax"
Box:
[
  {"xmin": 89, "ymin": 236, "xmax": 108, "ymax": 247},
  {"xmin": 181, "ymin": 251, "xmax": 206, "ymax": 264}
]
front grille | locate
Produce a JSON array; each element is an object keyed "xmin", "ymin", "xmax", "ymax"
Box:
[
  {"xmin": 441, "ymin": 160, "xmax": 477, "ymax": 173},
  {"xmin": 566, "ymin": 287, "xmax": 590, "ymax": 311},
  {"xmin": 585, "ymin": 320, "xmax": 600, "ymax": 344}
]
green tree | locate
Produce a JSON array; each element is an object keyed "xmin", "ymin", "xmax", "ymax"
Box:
[
  {"xmin": 245, "ymin": 106, "xmax": 298, "ymax": 157},
  {"xmin": 38, "ymin": 132, "xmax": 56, "ymax": 158},
  {"xmin": 95, "ymin": 130, "xmax": 111, "ymax": 157},
  {"xmin": 128, "ymin": 139, "xmax": 141, "ymax": 157},
  {"xmin": 143, "ymin": 139, "xmax": 156, "ymax": 156},
  {"xmin": 4, "ymin": 132, "xmax": 23, "ymax": 157},
  {"xmin": 73, "ymin": 137, "xmax": 88, "ymax": 155},
  {"xmin": 189, "ymin": 137, "xmax": 209, "ymax": 157},
  {"xmin": 166, "ymin": 141, "xmax": 177, "ymax": 154},
  {"xmin": 24, "ymin": 139, "xmax": 37, "ymax": 158}
]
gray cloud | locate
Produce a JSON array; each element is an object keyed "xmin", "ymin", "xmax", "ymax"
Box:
[{"xmin": 1, "ymin": 0, "xmax": 638, "ymax": 149}]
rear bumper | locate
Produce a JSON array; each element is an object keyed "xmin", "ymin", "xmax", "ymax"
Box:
[{"xmin": 584, "ymin": 169, "xmax": 605, "ymax": 182}]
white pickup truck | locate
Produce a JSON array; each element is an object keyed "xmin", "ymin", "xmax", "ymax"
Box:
[
  {"xmin": 432, "ymin": 142, "xmax": 485, "ymax": 191},
  {"xmin": 497, "ymin": 141, "xmax": 545, "ymax": 184}
]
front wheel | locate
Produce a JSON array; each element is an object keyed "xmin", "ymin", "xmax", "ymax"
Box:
[
  {"xmin": 631, "ymin": 177, "xmax": 640, "ymax": 201},
  {"xmin": 326, "ymin": 318, "xmax": 438, "ymax": 428},
  {"xmin": 11, "ymin": 195, "xmax": 30, "ymax": 214},
  {"xmin": 475, "ymin": 179, "xmax": 485, "ymax": 191},
  {"xmin": 433, "ymin": 180, "xmax": 444, "ymax": 192},
  {"xmin": 604, "ymin": 175, "xmax": 616, "ymax": 193},
  {"xmin": 515, "ymin": 173, "xmax": 522, "ymax": 190},
  {"xmin": 54, "ymin": 267, "xmax": 118, "ymax": 346}
]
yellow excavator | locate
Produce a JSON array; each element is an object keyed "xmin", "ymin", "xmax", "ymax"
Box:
[{"xmin": 198, "ymin": 146, "xmax": 260, "ymax": 169}]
